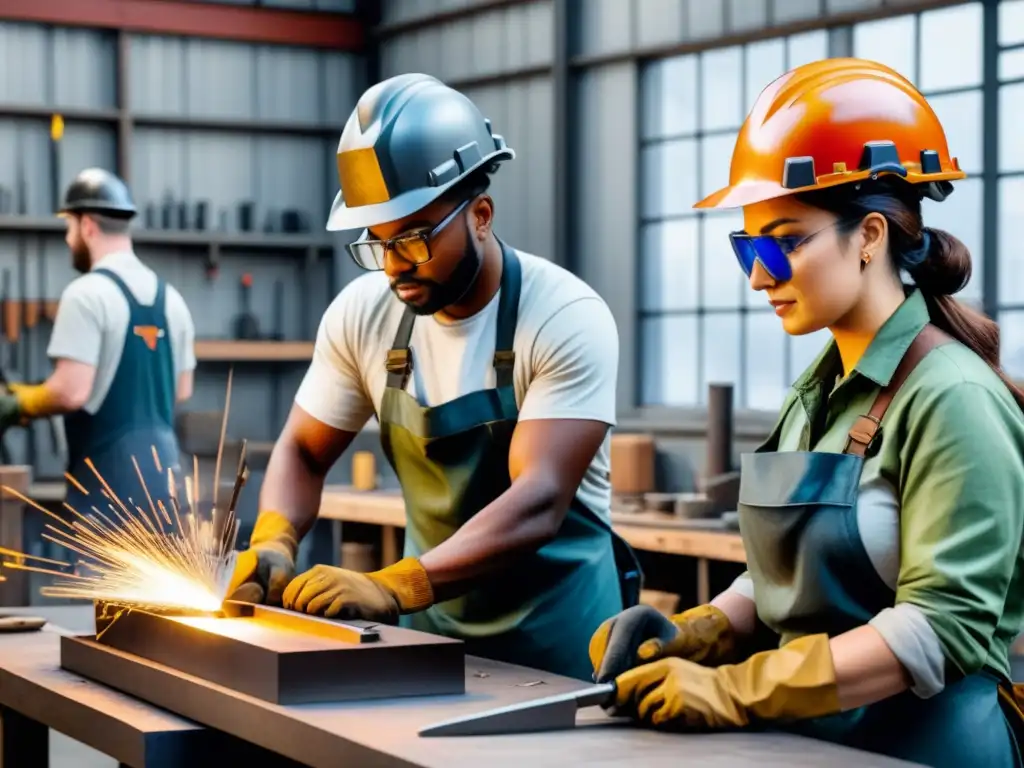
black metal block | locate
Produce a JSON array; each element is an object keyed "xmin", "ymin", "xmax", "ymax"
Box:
[{"xmin": 68, "ymin": 600, "xmax": 465, "ymax": 705}]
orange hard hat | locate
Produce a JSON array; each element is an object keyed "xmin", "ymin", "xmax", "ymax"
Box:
[{"xmin": 694, "ymin": 58, "xmax": 965, "ymax": 210}]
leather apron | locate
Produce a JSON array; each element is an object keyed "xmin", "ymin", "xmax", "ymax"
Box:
[
  {"xmin": 62, "ymin": 269, "xmax": 181, "ymax": 519},
  {"xmin": 378, "ymin": 243, "xmax": 640, "ymax": 681},
  {"xmin": 738, "ymin": 325, "xmax": 1022, "ymax": 768}
]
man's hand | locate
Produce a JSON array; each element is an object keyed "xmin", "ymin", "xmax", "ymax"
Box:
[
  {"xmin": 612, "ymin": 633, "xmax": 840, "ymax": 730},
  {"xmin": 226, "ymin": 511, "xmax": 299, "ymax": 605},
  {"xmin": 282, "ymin": 557, "xmax": 434, "ymax": 622}
]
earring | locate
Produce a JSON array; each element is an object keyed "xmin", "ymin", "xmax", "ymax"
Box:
[{"xmin": 861, "ymin": 251, "xmax": 872, "ymax": 265}]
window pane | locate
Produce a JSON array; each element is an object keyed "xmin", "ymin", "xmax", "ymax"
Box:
[
  {"xmin": 745, "ymin": 39, "xmax": 786, "ymax": 112},
  {"xmin": 1000, "ymin": 48, "xmax": 1024, "ymax": 82},
  {"xmin": 853, "ymin": 15, "xmax": 917, "ymax": 84},
  {"xmin": 700, "ymin": 46, "xmax": 743, "ymax": 131},
  {"xmin": 921, "ymin": 176, "xmax": 983, "ymax": 305},
  {"xmin": 925, "ymin": 90, "xmax": 982, "ymax": 175},
  {"xmin": 701, "ymin": 313, "xmax": 741, "ymax": 403},
  {"xmin": 640, "ymin": 219, "xmax": 699, "ymax": 312},
  {"xmin": 919, "ymin": 3, "xmax": 983, "ymax": 92},
  {"xmin": 745, "ymin": 311, "xmax": 788, "ymax": 410},
  {"xmin": 999, "ymin": 84, "xmax": 1024, "ymax": 173},
  {"xmin": 999, "ymin": 310, "xmax": 1024, "ymax": 380},
  {"xmin": 700, "ymin": 131, "xmax": 738, "ymax": 199},
  {"xmin": 702, "ymin": 211, "xmax": 745, "ymax": 309},
  {"xmin": 640, "ymin": 139, "xmax": 698, "ymax": 218},
  {"xmin": 788, "ymin": 327, "xmax": 832, "ymax": 384},
  {"xmin": 640, "ymin": 315, "xmax": 699, "ymax": 405},
  {"xmin": 787, "ymin": 30, "xmax": 829, "ymax": 70},
  {"xmin": 1000, "ymin": 0, "xmax": 1024, "ymax": 47},
  {"xmin": 641, "ymin": 55, "xmax": 698, "ymax": 140},
  {"xmin": 999, "ymin": 177, "xmax": 1024, "ymax": 305}
]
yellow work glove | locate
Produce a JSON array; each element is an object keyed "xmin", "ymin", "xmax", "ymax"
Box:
[
  {"xmin": 282, "ymin": 557, "xmax": 434, "ymax": 624},
  {"xmin": 226, "ymin": 511, "xmax": 299, "ymax": 606},
  {"xmin": 8, "ymin": 382, "xmax": 58, "ymax": 419},
  {"xmin": 590, "ymin": 604, "xmax": 736, "ymax": 683},
  {"xmin": 612, "ymin": 633, "xmax": 840, "ymax": 730}
]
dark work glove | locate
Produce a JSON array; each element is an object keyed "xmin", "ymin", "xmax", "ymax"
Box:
[
  {"xmin": 226, "ymin": 511, "xmax": 299, "ymax": 606},
  {"xmin": 0, "ymin": 394, "xmax": 22, "ymax": 435},
  {"xmin": 589, "ymin": 604, "xmax": 680, "ymax": 683}
]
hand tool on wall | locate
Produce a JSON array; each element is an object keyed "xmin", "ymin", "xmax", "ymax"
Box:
[
  {"xmin": 232, "ymin": 273, "xmax": 260, "ymax": 340},
  {"xmin": 194, "ymin": 201, "xmax": 208, "ymax": 232},
  {"xmin": 144, "ymin": 202, "xmax": 157, "ymax": 229},
  {"xmin": 0, "ymin": 186, "xmax": 11, "ymax": 215},
  {"xmin": 238, "ymin": 201, "xmax": 255, "ymax": 233},
  {"xmin": 177, "ymin": 201, "xmax": 190, "ymax": 230},
  {"xmin": 271, "ymin": 279, "xmax": 284, "ymax": 341},
  {"xmin": 1, "ymin": 271, "xmax": 19, "ymax": 371},
  {"xmin": 161, "ymin": 191, "xmax": 174, "ymax": 230},
  {"xmin": 50, "ymin": 114, "xmax": 64, "ymax": 213},
  {"xmin": 419, "ymin": 682, "xmax": 618, "ymax": 736}
]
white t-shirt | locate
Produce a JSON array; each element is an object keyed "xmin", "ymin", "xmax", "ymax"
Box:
[
  {"xmin": 46, "ymin": 250, "xmax": 197, "ymax": 414},
  {"xmin": 295, "ymin": 249, "xmax": 619, "ymax": 521}
]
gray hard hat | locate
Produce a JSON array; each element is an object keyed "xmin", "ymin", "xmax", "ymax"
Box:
[
  {"xmin": 58, "ymin": 167, "xmax": 137, "ymax": 219},
  {"xmin": 326, "ymin": 73, "xmax": 515, "ymax": 232}
]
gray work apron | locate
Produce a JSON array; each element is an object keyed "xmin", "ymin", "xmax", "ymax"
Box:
[
  {"xmin": 378, "ymin": 243, "xmax": 639, "ymax": 681},
  {"xmin": 738, "ymin": 325, "xmax": 1022, "ymax": 767},
  {"xmin": 62, "ymin": 269, "xmax": 181, "ymax": 518}
]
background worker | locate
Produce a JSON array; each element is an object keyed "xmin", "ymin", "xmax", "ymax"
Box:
[
  {"xmin": 589, "ymin": 59, "xmax": 1024, "ymax": 767},
  {"xmin": 0, "ymin": 168, "xmax": 197, "ymax": 512},
  {"xmin": 228, "ymin": 73, "xmax": 640, "ymax": 681}
]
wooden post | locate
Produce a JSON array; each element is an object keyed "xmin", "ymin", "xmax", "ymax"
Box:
[{"xmin": 0, "ymin": 466, "xmax": 31, "ymax": 607}]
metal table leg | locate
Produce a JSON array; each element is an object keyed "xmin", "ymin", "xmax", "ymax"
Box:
[{"xmin": 0, "ymin": 705, "xmax": 48, "ymax": 768}]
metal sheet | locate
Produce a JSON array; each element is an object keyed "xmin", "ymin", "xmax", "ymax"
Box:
[
  {"xmin": 418, "ymin": 682, "xmax": 616, "ymax": 736},
  {"xmin": 86, "ymin": 600, "xmax": 464, "ymax": 704}
]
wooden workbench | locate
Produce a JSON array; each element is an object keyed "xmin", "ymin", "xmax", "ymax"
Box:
[
  {"xmin": 0, "ymin": 605, "xmax": 919, "ymax": 768},
  {"xmin": 319, "ymin": 486, "xmax": 746, "ymax": 604}
]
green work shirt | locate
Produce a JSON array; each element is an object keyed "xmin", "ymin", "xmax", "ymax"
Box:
[{"xmin": 740, "ymin": 288, "xmax": 1024, "ymax": 682}]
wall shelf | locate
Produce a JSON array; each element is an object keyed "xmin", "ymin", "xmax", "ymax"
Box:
[
  {"xmin": 0, "ymin": 216, "xmax": 333, "ymax": 252},
  {"xmin": 194, "ymin": 340, "xmax": 314, "ymax": 362},
  {"xmin": 0, "ymin": 105, "xmax": 339, "ymax": 139}
]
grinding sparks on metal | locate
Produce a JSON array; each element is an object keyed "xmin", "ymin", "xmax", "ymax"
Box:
[{"xmin": 0, "ymin": 369, "xmax": 248, "ymax": 615}]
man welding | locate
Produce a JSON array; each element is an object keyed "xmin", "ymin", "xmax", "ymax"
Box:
[
  {"xmin": 227, "ymin": 73, "xmax": 640, "ymax": 681},
  {"xmin": 0, "ymin": 168, "xmax": 196, "ymax": 511}
]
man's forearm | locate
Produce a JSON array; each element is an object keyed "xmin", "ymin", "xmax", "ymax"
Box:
[
  {"xmin": 417, "ymin": 472, "xmax": 566, "ymax": 602},
  {"xmin": 259, "ymin": 437, "xmax": 330, "ymax": 539}
]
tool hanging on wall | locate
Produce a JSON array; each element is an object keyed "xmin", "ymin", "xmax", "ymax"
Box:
[
  {"xmin": 50, "ymin": 114, "xmax": 63, "ymax": 213},
  {"xmin": 1, "ymin": 271, "xmax": 18, "ymax": 372},
  {"xmin": 194, "ymin": 201, "xmax": 208, "ymax": 232},
  {"xmin": 271, "ymin": 279, "xmax": 284, "ymax": 341},
  {"xmin": 237, "ymin": 201, "xmax": 255, "ymax": 233},
  {"xmin": 161, "ymin": 191, "xmax": 174, "ymax": 230},
  {"xmin": 232, "ymin": 273, "xmax": 260, "ymax": 340}
]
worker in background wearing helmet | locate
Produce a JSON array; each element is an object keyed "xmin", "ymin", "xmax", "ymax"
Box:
[
  {"xmin": 588, "ymin": 59, "xmax": 1024, "ymax": 766},
  {"xmin": 0, "ymin": 168, "xmax": 196, "ymax": 515},
  {"xmin": 227, "ymin": 74, "xmax": 639, "ymax": 681}
]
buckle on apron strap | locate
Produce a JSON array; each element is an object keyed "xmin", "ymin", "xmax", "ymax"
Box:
[
  {"xmin": 844, "ymin": 414, "xmax": 882, "ymax": 457},
  {"xmin": 386, "ymin": 349, "xmax": 412, "ymax": 374},
  {"xmin": 493, "ymin": 350, "xmax": 515, "ymax": 369}
]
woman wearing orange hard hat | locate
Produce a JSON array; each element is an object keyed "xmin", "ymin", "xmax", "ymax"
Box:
[{"xmin": 588, "ymin": 58, "xmax": 1024, "ymax": 766}]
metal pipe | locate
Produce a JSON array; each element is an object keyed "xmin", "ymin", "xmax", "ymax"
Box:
[{"xmin": 705, "ymin": 383, "xmax": 733, "ymax": 478}]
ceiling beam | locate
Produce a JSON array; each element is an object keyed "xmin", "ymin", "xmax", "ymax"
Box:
[{"xmin": 0, "ymin": 0, "xmax": 364, "ymax": 49}]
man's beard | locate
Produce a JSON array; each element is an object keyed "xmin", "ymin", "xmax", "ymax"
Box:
[
  {"xmin": 391, "ymin": 233, "xmax": 483, "ymax": 317},
  {"xmin": 71, "ymin": 241, "xmax": 92, "ymax": 274}
]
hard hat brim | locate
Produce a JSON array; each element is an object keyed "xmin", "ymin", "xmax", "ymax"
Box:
[{"xmin": 694, "ymin": 168, "xmax": 967, "ymax": 210}]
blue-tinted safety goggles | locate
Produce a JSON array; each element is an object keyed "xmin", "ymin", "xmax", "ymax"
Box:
[{"xmin": 729, "ymin": 223, "xmax": 839, "ymax": 283}]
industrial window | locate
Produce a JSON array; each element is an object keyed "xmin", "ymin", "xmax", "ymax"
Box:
[{"xmin": 637, "ymin": 0, "xmax": 1002, "ymax": 411}]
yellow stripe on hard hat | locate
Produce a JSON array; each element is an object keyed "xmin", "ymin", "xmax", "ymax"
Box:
[{"xmin": 50, "ymin": 115, "xmax": 64, "ymax": 142}]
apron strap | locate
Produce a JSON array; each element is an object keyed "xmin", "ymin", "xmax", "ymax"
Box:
[
  {"xmin": 844, "ymin": 324, "xmax": 953, "ymax": 457},
  {"xmin": 386, "ymin": 309, "xmax": 417, "ymax": 391},
  {"xmin": 384, "ymin": 241, "xmax": 523, "ymax": 392},
  {"xmin": 493, "ymin": 242, "xmax": 522, "ymax": 390}
]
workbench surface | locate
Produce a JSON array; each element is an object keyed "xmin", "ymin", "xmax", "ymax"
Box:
[{"xmin": 0, "ymin": 606, "xmax": 920, "ymax": 768}]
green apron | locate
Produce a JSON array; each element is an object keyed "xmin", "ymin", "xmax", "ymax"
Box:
[
  {"xmin": 378, "ymin": 243, "xmax": 639, "ymax": 681},
  {"xmin": 739, "ymin": 325, "xmax": 1022, "ymax": 768}
]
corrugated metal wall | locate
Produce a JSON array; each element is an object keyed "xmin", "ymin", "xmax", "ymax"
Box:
[
  {"xmin": 0, "ymin": 21, "xmax": 365, "ymax": 483},
  {"xmin": 378, "ymin": 0, "xmax": 557, "ymax": 261}
]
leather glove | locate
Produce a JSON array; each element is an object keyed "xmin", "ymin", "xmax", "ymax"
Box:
[
  {"xmin": 226, "ymin": 511, "xmax": 299, "ymax": 606},
  {"xmin": 8, "ymin": 382, "xmax": 57, "ymax": 419},
  {"xmin": 590, "ymin": 604, "xmax": 737, "ymax": 682},
  {"xmin": 282, "ymin": 557, "xmax": 434, "ymax": 623},
  {"xmin": 612, "ymin": 633, "xmax": 840, "ymax": 730}
]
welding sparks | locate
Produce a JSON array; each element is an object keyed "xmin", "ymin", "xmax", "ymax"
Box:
[{"xmin": 0, "ymin": 369, "xmax": 248, "ymax": 614}]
